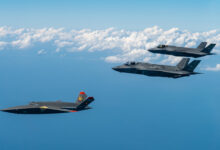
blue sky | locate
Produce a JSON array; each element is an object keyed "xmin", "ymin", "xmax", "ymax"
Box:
[
  {"xmin": 0, "ymin": 1, "xmax": 220, "ymax": 150},
  {"xmin": 0, "ymin": 0, "xmax": 219, "ymax": 31}
]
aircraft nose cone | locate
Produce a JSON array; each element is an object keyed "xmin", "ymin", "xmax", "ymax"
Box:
[
  {"xmin": 112, "ymin": 66, "xmax": 121, "ymax": 72},
  {"xmin": 1, "ymin": 108, "xmax": 14, "ymax": 113},
  {"xmin": 112, "ymin": 67, "xmax": 119, "ymax": 71},
  {"xmin": 1, "ymin": 106, "xmax": 22, "ymax": 113},
  {"xmin": 148, "ymin": 48, "xmax": 155, "ymax": 53}
]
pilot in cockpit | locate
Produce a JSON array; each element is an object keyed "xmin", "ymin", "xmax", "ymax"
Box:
[
  {"xmin": 124, "ymin": 61, "xmax": 137, "ymax": 66},
  {"xmin": 157, "ymin": 45, "xmax": 166, "ymax": 48}
]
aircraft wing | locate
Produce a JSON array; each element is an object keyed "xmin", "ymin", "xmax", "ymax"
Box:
[
  {"xmin": 137, "ymin": 68, "xmax": 189, "ymax": 78},
  {"xmin": 157, "ymin": 70, "xmax": 186, "ymax": 75},
  {"xmin": 157, "ymin": 70, "xmax": 190, "ymax": 78},
  {"xmin": 138, "ymin": 68, "xmax": 187, "ymax": 75},
  {"xmin": 38, "ymin": 106, "xmax": 72, "ymax": 113},
  {"xmin": 1, "ymin": 105, "xmax": 73, "ymax": 114}
]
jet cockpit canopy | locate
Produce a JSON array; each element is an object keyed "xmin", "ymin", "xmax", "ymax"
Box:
[
  {"xmin": 29, "ymin": 102, "xmax": 39, "ymax": 106},
  {"xmin": 157, "ymin": 45, "xmax": 167, "ymax": 48},
  {"xmin": 124, "ymin": 61, "xmax": 138, "ymax": 66}
]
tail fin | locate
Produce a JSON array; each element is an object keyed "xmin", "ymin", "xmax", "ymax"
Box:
[
  {"xmin": 197, "ymin": 42, "xmax": 207, "ymax": 49},
  {"xmin": 76, "ymin": 97, "xmax": 94, "ymax": 110},
  {"xmin": 201, "ymin": 44, "xmax": 216, "ymax": 53},
  {"xmin": 177, "ymin": 58, "xmax": 190, "ymax": 70},
  {"xmin": 75, "ymin": 92, "xmax": 94, "ymax": 110},
  {"xmin": 184, "ymin": 60, "xmax": 201, "ymax": 72},
  {"xmin": 75, "ymin": 91, "xmax": 87, "ymax": 105}
]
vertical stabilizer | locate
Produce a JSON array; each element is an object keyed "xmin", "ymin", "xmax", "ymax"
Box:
[
  {"xmin": 197, "ymin": 42, "xmax": 207, "ymax": 49},
  {"xmin": 75, "ymin": 92, "xmax": 87, "ymax": 104},
  {"xmin": 76, "ymin": 97, "xmax": 94, "ymax": 110},
  {"xmin": 201, "ymin": 44, "xmax": 216, "ymax": 53},
  {"xmin": 177, "ymin": 58, "xmax": 190, "ymax": 70},
  {"xmin": 184, "ymin": 60, "xmax": 201, "ymax": 72}
]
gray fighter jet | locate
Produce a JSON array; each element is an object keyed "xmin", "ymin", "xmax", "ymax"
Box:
[
  {"xmin": 148, "ymin": 42, "xmax": 216, "ymax": 58},
  {"xmin": 1, "ymin": 92, "xmax": 94, "ymax": 114},
  {"xmin": 112, "ymin": 58, "xmax": 201, "ymax": 78}
]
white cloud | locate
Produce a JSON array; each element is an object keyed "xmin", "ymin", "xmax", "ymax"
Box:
[
  {"xmin": 0, "ymin": 41, "xmax": 7, "ymax": 50},
  {"xmin": 37, "ymin": 49, "xmax": 47, "ymax": 55},
  {"xmin": 0, "ymin": 26, "xmax": 219, "ymax": 65},
  {"xmin": 204, "ymin": 64, "xmax": 220, "ymax": 71},
  {"xmin": 160, "ymin": 56, "xmax": 182, "ymax": 65},
  {"xmin": 213, "ymin": 49, "xmax": 220, "ymax": 54},
  {"xmin": 11, "ymin": 34, "xmax": 32, "ymax": 48}
]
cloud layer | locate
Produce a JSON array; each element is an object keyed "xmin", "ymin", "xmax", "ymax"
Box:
[
  {"xmin": 204, "ymin": 64, "xmax": 220, "ymax": 71},
  {"xmin": 0, "ymin": 26, "xmax": 220, "ymax": 67}
]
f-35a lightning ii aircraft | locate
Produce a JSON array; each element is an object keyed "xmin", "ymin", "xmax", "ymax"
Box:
[
  {"xmin": 148, "ymin": 42, "xmax": 216, "ymax": 58},
  {"xmin": 1, "ymin": 92, "xmax": 94, "ymax": 114},
  {"xmin": 112, "ymin": 58, "xmax": 201, "ymax": 78}
]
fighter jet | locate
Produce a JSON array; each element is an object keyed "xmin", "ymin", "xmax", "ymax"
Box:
[
  {"xmin": 148, "ymin": 42, "xmax": 216, "ymax": 58},
  {"xmin": 1, "ymin": 92, "xmax": 94, "ymax": 114},
  {"xmin": 112, "ymin": 58, "xmax": 201, "ymax": 78}
]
